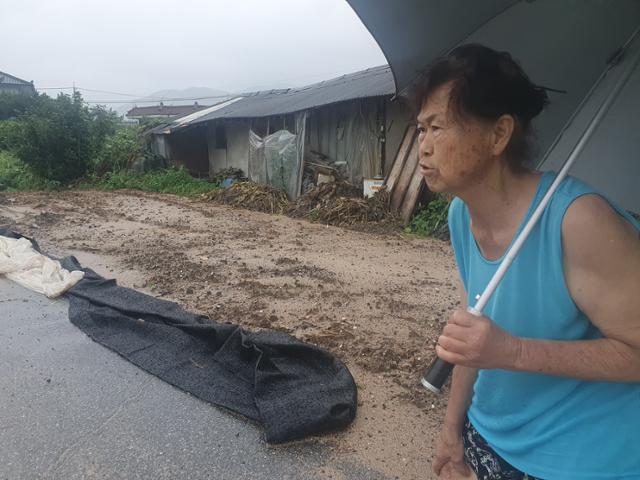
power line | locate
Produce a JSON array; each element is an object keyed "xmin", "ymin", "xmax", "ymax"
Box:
[
  {"xmin": 38, "ymin": 86, "xmax": 235, "ymax": 104},
  {"xmin": 37, "ymin": 65, "xmax": 376, "ymax": 103},
  {"xmin": 75, "ymin": 87, "xmax": 146, "ymax": 97},
  {"xmin": 36, "ymin": 64, "xmax": 379, "ymax": 104},
  {"xmin": 84, "ymin": 95, "xmax": 236, "ymax": 104},
  {"xmin": 39, "ymin": 86, "xmax": 143, "ymax": 96},
  {"xmin": 39, "ymin": 86, "xmax": 147, "ymax": 98}
]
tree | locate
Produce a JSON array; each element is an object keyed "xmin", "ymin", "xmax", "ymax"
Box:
[
  {"xmin": 0, "ymin": 119, "xmax": 21, "ymax": 151},
  {"xmin": 92, "ymin": 126, "xmax": 139, "ymax": 175},
  {"xmin": 88, "ymin": 104, "xmax": 120, "ymax": 155},
  {"xmin": 13, "ymin": 92, "xmax": 93, "ymax": 183},
  {"xmin": 0, "ymin": 92, "xmax": 39, "ymax": 120}
]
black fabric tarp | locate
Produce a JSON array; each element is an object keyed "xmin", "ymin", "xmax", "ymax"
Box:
[{"xmin": 0, "ymin": 229, "xmax": 357, "ymax": 443}]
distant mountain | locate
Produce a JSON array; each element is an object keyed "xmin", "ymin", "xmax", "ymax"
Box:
[
  {"xmin": 109, "ymin": 86, "xmax": 230, "ymax": 116},
  {"xmin": 147, "ymin": 86, "xmax": 229, "ymax": 101}
]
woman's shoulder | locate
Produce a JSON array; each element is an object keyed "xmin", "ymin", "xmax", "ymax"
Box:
[
  {"xmin": 553, "ymin": 173, "xmax": 599, "ymax": 200},
  {"xmin": 562, "ymin": 194, "xmax": 640, "ymax": 240},
  {"xmin": 448, "ymin": 196, "xmax": 464, "ymax": 214},
  {"xmin": 449, "ymin": 195, "xmax": 473, "ymax": 217},
  {"xmin": 447, "ymin": 196, "xmax": 469, "ymax": 230},
  {"xmin": 546, "ymin": 172, "xmax": 639, "ymax": 231},
  {"xmin": 447, "ymin": 197, "xmax": 472, "ymax": 258}
]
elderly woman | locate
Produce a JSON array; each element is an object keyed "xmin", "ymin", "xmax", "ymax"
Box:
[{"xmin": 413, "ymin": 45, "xmax": 640, "ymax": 479}]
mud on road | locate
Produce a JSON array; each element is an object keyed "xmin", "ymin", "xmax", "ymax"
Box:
[{"xmin": 1, "ymin": 189, "xmax": 461, "ymax": 480}]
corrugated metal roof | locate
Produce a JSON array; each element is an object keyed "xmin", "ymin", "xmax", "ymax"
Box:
[
  {"xmin": 158, "ymin": 65, "xmax": 393, "ymax": 133},
  {"xmin": 169, "ymin": 97, "xmax": 242, "ymax": 126},
  {"xmin": 126, "ymin": 103, "xmax": 211, "ymax": 118},
  {"xmin": 144, "ymin": 97, "xmax": 243, "ymax": 135}
]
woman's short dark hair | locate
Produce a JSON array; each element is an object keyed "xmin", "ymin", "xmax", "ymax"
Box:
[{"xmin": 412, "ymin": 44, "xmax": 549, "ymax": 170}]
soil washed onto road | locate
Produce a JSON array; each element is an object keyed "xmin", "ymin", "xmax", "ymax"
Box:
[{"xmin": 1, "ymin": 189, "xmax": 461, "ymax": 480}]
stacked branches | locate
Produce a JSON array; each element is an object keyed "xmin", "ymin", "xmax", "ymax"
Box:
[
  {"xmin": 289, "ymin": 181, "xmax": 397, "ymax": 226},
  {"xmin": 202, "ymin": 179, "xmax": 400, "ymax": 228},
  {"xmin": 201, "ymin": 182, "xmax": 290, "ymax": 214}
]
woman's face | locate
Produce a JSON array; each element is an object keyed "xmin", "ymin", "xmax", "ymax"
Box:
[{"xmin": 417, "ymin": 82, "xmax": 496, "ymax": 194}]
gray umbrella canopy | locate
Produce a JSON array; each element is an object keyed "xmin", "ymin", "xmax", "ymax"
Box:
[{"xmin": 346, "ymin": 0, "xmax": 640, "ymax": 212}]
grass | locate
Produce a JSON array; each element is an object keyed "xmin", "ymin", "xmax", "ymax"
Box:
[
  {"xmin": 0, "ymin": 150, "xmax": 60, "ymax": 191},
  {"xmin": 0, "ymin": 152, "xmax": 220, "ymax": 197},
  {"xmin": 405, "ymin": 194, "xmax": 451, "ymax": 239},
  {"xmin": 81, "ymin": 167, "xmax": 221, "ymax": 197}
]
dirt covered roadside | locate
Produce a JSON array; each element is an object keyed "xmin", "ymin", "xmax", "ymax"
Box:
[{"xmin": 0, "ymin": 189, "xmax": 461, "ymax": 480}]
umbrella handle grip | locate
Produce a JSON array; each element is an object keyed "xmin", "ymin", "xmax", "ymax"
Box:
[
  {"xmin": 420, "ymin": 357, "xmax": 453, "ymax": 394},
  {"xmin": 421, "ymin": 306, "xmax": 481, "ymax": 394}
]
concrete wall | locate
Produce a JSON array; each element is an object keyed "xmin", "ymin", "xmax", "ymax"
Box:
[
  {"xmin": 206, "ymin": 122, "xmax": 224, "ymax": 175},
  {"xmin": 226, "ymin": 121, "xmax": 250, "ymax": 173},
  {"xmin": 206, "ymin": 120, "xmax": 250, "ymax": 177}
]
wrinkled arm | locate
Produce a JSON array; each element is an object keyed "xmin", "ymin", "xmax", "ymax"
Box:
[
  {"xmin": 512, "ymin": 195, "xmax": 640, "ymax": 381},
  {"xmin": 442, "ymin": 364, "xmax": 477, "ymax": 431},
  {"xmin": 444, "ymin": 282, "xmax": 477, "ymax": 430},
  {"xmin": 433, "ymin": 283, "xmax": 477, "ymax": 478},
  {"xmin": 436, "ymin": 195, "xmax": 640, "ymax": 382}
]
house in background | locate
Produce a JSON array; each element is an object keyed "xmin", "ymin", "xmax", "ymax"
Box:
[
  {"xmin": 0, "ymin": 71, "xmax": 36, "ymax": 95},
  {"xmin": 126, "ymin": 101, "xmax": 210, "ymax": 121},
  {"xmin": 147, "ymin": 66, "xmax": 418, "ymax": 202}
]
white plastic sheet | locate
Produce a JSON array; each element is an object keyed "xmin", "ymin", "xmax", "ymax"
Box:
[
  {"xmin": 0, "ymin": 235, "xmax": 84, "ymax": 298},
  {"xmin": 249, "ymin": 112, "xmax": 306, "ymax": 199}
]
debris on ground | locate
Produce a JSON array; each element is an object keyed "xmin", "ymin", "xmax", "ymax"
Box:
[
  {"xmin": 202, "ymin": 179, "xmax": 402, "ymax": 229},
  {"xmin": 201, "ymin": 181, "xmax": 290, "ymax": 214},
  {"xmin": 288, "ymin": 181, "xmax": 400, "ymax": 227},
  {"xmin": 210, "ymin": 167, "xmax": 247, "ymax": 186}
]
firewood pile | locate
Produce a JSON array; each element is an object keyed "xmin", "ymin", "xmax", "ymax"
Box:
[
  {"xmin": 201, "ymin": 182, "xmax": 289, "ymax": 214},
  {"xmin": 288, "ymin": 181, "xmax": 398, "ymax": 226},
  {"xmin": 202, "ymin": 180, "xmax": 401, "ymax": 228}
]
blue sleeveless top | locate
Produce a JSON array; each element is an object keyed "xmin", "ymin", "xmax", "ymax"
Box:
[{"xmin": 448, "ymin": 171, "xmax": 640, "ymax": 479}]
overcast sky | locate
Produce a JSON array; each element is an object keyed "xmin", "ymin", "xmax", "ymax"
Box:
[{"xmin": 1, "ymin": 0, "xmax": 386, "ymax": 105}]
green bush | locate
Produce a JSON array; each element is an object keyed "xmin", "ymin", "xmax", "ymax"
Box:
[
  {"xmin": 0, "ymin": 92, "xmax": 39, "ymax": 120},
  {"xmin": 92, "ymin": 127, "xmax": 140, "ymax": 175},
  {"xmin": 7, "ymin": 92, "xmax": 126, "ymax": 185},
  {"xmin": 0, "ymin": 92, "xmax": 176, "ymax": 190},
  {"xmin": 91, "ymin": 125, "xmax": 166, "ymax": 175},
  {"xmin": 405, "ymin": 194, "xmax": 451, "ymax": 239},
  {"xmin": 88, "ymin": 104, "xmax": 120, "ymax": 155},
  {"xmin": 0, "ymin": 150, "xmax": 59, "ymax": 191},
  {"xmin": 82, "ymin": 167, "xmax": 220, "ymax": 197},
  {"xmin": 12, "ymin": 92, "xmax": 93, "ymax": 184},
  {"xmin": 0, "ymin": 120, "xmax": 21, "ymax": 151}
]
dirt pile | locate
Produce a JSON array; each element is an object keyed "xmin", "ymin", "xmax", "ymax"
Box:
[
  {"xmin": 201, "ymin": 181, "xmax": 290, "ymax": 214},
  {"xmin": 288, "ymin": 181, "xmax": 400, "ymax": 227}
]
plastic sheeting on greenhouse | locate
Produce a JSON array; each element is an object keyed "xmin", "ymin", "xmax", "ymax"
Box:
[
  {"xmin": 249, "ymin": 112, "xmax": 306, "ymax": 199},
  {"xmin": 305, "ymin": 99, "xmax": 382, "ymax": 184}
]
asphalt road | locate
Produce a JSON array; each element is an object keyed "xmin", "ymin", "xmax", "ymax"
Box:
[{"xmin": 0, "ymin": 278, "xmax": 388, "ymax": 480}]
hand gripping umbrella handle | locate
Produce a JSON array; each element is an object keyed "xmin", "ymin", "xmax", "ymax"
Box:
[
  {"xmin": 420, "ymin": 306, "xmax": 481, "ymax": 394},
  {"xmin": 420, "ymin": 37, "xmax": 639, "ymax": 394}
]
